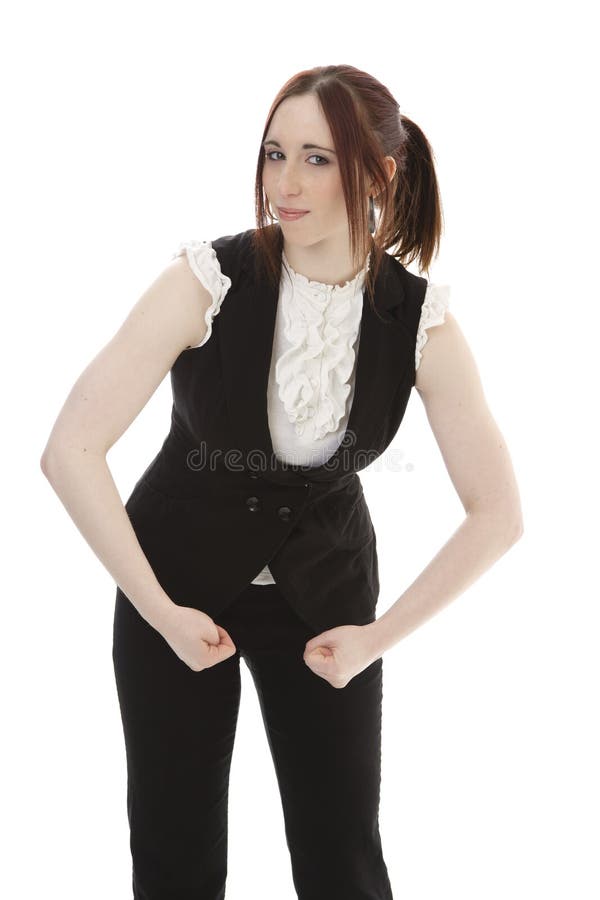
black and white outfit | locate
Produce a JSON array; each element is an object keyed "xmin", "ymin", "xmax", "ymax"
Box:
[{"xmin": 112, "ymin": 229, "xmax": 449, "ymax": 898}]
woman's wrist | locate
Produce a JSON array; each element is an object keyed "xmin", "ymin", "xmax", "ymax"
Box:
[
  {"xmin": 363, "ymin": 619, "xmax": 393, "ymax": 659},
  {"xmin": 132, "ymin": 588, "xmax": 177, "ymax": 632}
]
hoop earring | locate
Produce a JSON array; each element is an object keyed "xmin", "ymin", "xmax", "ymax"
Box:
[{"xmin": 368, "ymin": 195, "xmax": 376, "ymax": 235}]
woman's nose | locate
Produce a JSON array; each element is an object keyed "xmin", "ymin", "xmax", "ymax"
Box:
[{"xmin": 277, "ymin": 166, "xmax": 302, "ymax": 194}]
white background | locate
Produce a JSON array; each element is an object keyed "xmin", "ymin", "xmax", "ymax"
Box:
[{"xmin": 2, "ymin": 0, "xmax": 598, "ymax": 897}]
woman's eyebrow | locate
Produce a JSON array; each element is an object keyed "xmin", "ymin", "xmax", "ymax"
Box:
[{"xmin": 262, "ymin": 138, "xmax": 337, "ymax": 155}]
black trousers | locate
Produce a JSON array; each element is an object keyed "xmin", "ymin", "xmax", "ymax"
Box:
[{"xmin": 112, "ymin": 580, "xmax": 394, "ymax": 899}]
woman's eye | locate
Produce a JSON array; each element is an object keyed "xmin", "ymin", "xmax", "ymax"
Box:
[{"xmin": 264, "ymin": 150, "xmax": 328, "ymax": 166}]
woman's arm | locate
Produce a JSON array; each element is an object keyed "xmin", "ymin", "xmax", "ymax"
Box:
[
  {"xmin": 367, "ymin": 310, "xmax": 524, "ymax": 656},
  {"xmin": 40, "ymin": 254, "xmax": 213, "ymax": 630}
]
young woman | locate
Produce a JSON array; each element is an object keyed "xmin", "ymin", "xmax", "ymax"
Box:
[{"xmin": 41, "ymin": 65, "xmax": 523, "ymax": 900}]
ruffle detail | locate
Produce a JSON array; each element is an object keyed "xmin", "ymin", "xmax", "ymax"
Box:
[
  {"xmin": 415, "ymin": 283, "xmax": 451, "ymax": 371},
  {"xmin": 172, "ymin": 240, "xmax": 232, "ymax": 348},
  {"xmin": 275, "ymin": 250, "xmax": 370, "ymax": 440}
]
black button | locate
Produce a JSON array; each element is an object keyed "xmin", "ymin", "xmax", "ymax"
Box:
[
  {"xmin": 277, "ymin": 506, "xmax": 292, "ymax": 521},
  {"xmin": 246, "ymin": 496, "xmax": 261, "ymax": 512}
]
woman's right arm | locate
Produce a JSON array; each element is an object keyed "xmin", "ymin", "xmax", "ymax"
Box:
[{"xmin": 40, "ymin": 253, "xmax": 213, "ymax": 632}]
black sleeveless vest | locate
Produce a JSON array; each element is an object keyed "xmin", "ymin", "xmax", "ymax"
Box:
[{"xmin": 122, "ymin": 228, "xmax": 428, "ymax": 633}]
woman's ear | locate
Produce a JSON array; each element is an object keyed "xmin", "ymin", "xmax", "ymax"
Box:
[{"xmin": 366, "ymin": 156, "xmax": 397, "ymax": 197}]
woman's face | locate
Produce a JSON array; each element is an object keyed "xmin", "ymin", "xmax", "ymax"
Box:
[{"xmin": 262, "ymin": 93, "xmax": 351, "ymax": 250}]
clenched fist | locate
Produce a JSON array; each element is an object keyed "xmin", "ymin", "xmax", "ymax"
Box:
[{"xmin": 158, "ymin": 604, "xmax": 237, "ymax": 671}]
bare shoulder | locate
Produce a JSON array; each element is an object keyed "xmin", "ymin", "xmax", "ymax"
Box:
[
  {"xmin": 413, "ymin": 312, "xmax": 523, "ymax": 530},
  {"xmin": 40, "ymin": 253, "xmax": 216, "ymax": 459},
  {"xmin": 414, "ymin": 311, "xmax": 485, "ymax": 408}
]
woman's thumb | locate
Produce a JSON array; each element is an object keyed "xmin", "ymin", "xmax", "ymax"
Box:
[{"xmin": 215, "ymin": 623, "xmax": 237, "ymax": 655}]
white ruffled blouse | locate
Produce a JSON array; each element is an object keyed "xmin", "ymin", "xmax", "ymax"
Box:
[{"xmin": 172, "ymin": 239, "xmax": 450, "ymax": 586}]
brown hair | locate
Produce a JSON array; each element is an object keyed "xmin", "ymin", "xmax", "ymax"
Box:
[{"xmin": 251, "ymin": 64, "xmax": 444, "ymax": 319}]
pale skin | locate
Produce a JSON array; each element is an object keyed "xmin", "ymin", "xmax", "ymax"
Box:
[{"xmin": 41, "ymin": 91, "xmax": 523, "ymax": 688}]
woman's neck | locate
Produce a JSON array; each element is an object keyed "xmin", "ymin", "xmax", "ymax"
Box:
[{"xmin": 282, "ymin": 239, "xmax": 369, "ymax": 288}]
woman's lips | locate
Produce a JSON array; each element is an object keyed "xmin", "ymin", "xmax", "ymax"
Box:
[{"xmin": 278, "ymin": 207, "xmax": 309, "ymax": 221}]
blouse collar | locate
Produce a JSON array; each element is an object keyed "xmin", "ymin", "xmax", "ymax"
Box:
[{"xmin": 281, "ymin": 248, "xmax": 370, "ymax": 296}]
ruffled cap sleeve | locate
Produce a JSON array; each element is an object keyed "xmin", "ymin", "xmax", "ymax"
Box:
[
  {"xmin": 415, "ymin": 283, "xmax": 451, "ymax": 371},
  {"xmin": 172, "ymin": 240, "xmax": 232, "ymax": 348}
]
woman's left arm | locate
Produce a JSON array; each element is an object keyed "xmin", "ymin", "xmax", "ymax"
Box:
[{"xmin": 366, "ymin": 310, "xmax": 525, "ymax": 657}]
